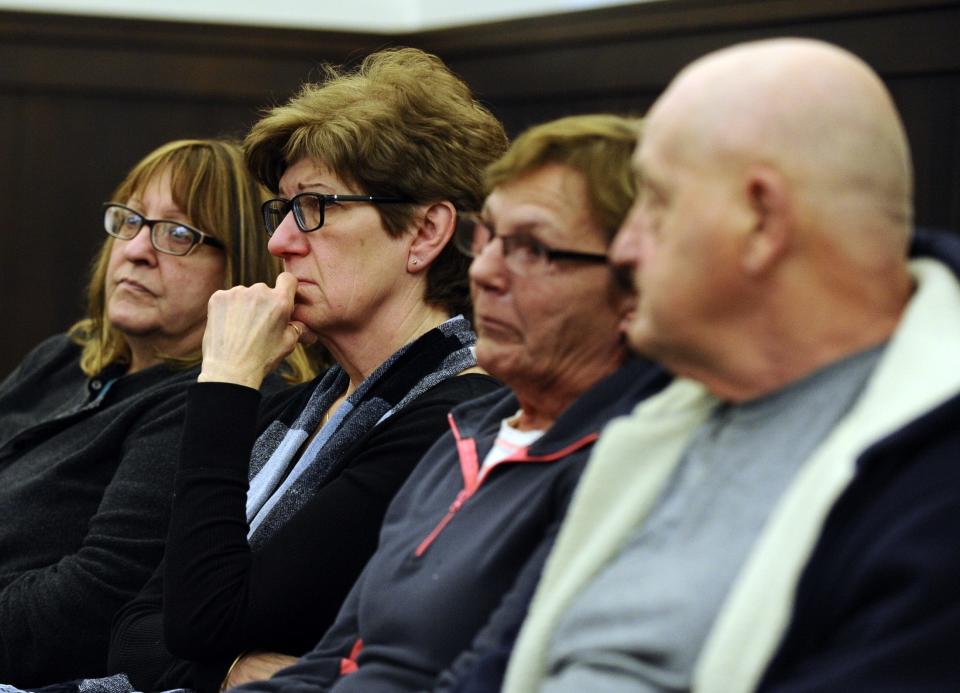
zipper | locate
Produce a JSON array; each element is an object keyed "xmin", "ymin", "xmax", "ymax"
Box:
[
  {"xmin": 414, "ymin": 488, "xmax": 470, "ymax": 557},
  {"xmin": 413, "ymin": 413, "xmax": 599, "ymax": 557}
]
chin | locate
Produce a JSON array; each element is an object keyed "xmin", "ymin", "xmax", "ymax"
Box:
[
  {"xmin": 625, "ymin": 318, "xmax": 654, "ymax": 355},
  {"xmin": 474, "ymin": 340, "xmax": 504, "ymax": 371},
  {"xmin": 108, "ymin": 310, "xmax": 157, "ymax": 337},
  {"xmin": 291, "ymin": 303, "xmax": 323, "ymax": 328},
  {"xmin": 113, "ymin": 323, "xmax": 159, "ymax": 339}
]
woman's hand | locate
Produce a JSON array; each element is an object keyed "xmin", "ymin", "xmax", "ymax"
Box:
[
  {"xmin": 221, "ymin": 651, "xmax": 299, "ymax": 690},
  {"xmin": 199, "ymin": 272, "xmax": 308, "ymax": 389}
]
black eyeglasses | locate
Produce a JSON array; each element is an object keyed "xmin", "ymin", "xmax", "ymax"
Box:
[
  {"xmin": 261, "ymin": 192, "xmax": 412, "ymax": 236},
  {"xmin": 103, "ymin": 203, "xmax": 225, "ymax": 257},
  {"xmin": 453, "ymin": 212, "xmax": 609, "ymax": 276}
]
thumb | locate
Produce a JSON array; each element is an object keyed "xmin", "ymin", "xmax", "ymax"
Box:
[{"xmin": 275, "ymin": 271, "xmax": 299, "ymax": 301}]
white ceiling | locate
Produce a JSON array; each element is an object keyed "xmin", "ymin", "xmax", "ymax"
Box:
[{"xmin": 0, "ymin": 0, "xmax": 655, "ymax": 32}]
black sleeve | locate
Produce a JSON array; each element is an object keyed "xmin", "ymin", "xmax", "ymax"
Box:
[
  {"xmin": 0, "ymin": 391, "xmax": 188, "ymax": 686},
  {"xmin": 108, "ymin": 381, "xmax": 292, "ymax": 693},
  {"xmin": 108, "ymin": 562, "xmax": 196, "ymax": 691},
  {"xmin": 229, "ymin": 565, "xmax": 369, "ymax": 693},
  {"xmin": 161, "ymin": 376, "xmax": 498, "ymax": 688}
]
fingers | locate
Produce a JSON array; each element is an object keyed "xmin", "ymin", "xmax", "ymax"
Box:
[
  {"xmin": 287, "ymin": 319, "xmax": 318, "ymax": 347},
  {"xmin": 276, "ymin": 271, "xmax": 299, "ymax": 301},
  {"xmin": 199, "ymin": 281, "xmax": 300, "ymax": 388}
]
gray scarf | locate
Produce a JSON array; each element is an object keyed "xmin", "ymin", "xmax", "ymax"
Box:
[{"xmin": 245, "ymin": 315, "xmax": 477, "ymax": 548}]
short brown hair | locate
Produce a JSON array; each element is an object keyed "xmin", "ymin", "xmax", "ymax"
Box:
[
  {"xmin": 70, "ymin": 139, "xmax": 314, "ymax": 381},
  {"xmin": 486, "ymin": 114, "xmax": 641, "ymax": 243},
  {"xmin": 244, "ymin": 47, "xmax": 508, "ymax": 317}
]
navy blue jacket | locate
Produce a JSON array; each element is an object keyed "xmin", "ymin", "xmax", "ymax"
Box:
[
  {"xmin": 756, "ymin": 230, "xmax": 960, "ymax": 692},
  {"xmin": 234, "ymin": 357, "xmax": 668, "ymax": 693}
]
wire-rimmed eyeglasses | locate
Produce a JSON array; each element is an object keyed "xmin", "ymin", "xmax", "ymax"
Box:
[
  {"xmin": 261, "ymin": 192, "xmax": 412, "ymax": 236},
  {"xmin": 103, "ymin": 203, "xmax": 225, "ymax": 257},
  {"xmin": 453, "ymin": 212, "xmax": 609, "ymax": 276}
]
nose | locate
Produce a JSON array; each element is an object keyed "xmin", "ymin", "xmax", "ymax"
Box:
[
  {"xmin": 120, "ymin": 224, "xmax": 158, "ymax": 265},
  {"xmin": 610, "ymin": 202, "xmax": 646, "ymax": 269},
  {"xmin": 267, "ymin": 209, "xmax": 310, "ymax": 258},
  {"xmin": 468, "ymin": 236, "xmax": 510, "ymax": 292}
]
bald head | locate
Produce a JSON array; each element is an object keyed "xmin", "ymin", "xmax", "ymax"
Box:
[
  {"xmin": 646, "ymin": 38, "xmax": 912, "ymax": 257},
  {"xmin": 614, "ymin": 38, "xmax": 916, "ymax": 400}
]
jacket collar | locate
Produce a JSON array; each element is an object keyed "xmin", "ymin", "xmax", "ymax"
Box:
[{"xmin": 448, "ymin": 356, "xmax": 668, "ymax": 456}]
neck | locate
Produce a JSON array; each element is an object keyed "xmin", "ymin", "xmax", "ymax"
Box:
[
  {"xmin": 322, "ymin": 301, "xmax": 452, "ymax": 391},
  {"xmin": 511, "ymin": 351, "xmax": 625, "ymax": 431},
  {"xmin": 125, "ymin": 340, "xmax": 161, "ymax": 374},
  {"xmin": 688, "ymin": 272, "xmax": 912, "ymax": 403},
  {"xmin": 122, "ymin": 320, "xmax": 206, "ymax": 375}
]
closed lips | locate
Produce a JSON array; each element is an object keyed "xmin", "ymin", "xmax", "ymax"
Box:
[
  {"xmin": 476, "ymin": 315, "xmax": 520, "ymax": 337},
  {"xmin": 118, "ymin": 278, "xmax": 154, "ymax": 294}
]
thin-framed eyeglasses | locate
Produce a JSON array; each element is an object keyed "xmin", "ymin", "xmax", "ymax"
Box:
[
  {"xmin": 102, "ymin": 203, "xmax": 225, "ymax": 257},
  {"xmin": 453, "ymin": 212, "xmax": 609, "ymax": 276},
  {"xmin": 261, "ymin": 192, "xmax": 412, "ymax": 236}
]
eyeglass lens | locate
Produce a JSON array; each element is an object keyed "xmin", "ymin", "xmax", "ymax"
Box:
[
  {"xmin": 103, "ymin": 205, "xmax": 198, "ymax": 255},
  {"xmin": 455, "ymin": 214, "xmax": 609, "ymax": 275},
  {"xmin": 455, "ymin": 217, "xmax": 544, "ymax": 274},
  {"xmin": 263, "ymin": 195, "xmax": 325, "ymax": 235}
]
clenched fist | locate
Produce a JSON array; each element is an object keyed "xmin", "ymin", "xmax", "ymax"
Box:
[{"xmin": 198, "ymin": 272, "xmax": 310, "ymax": 388}]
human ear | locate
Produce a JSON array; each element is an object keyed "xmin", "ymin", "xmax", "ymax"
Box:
[
  {"xmin": 741, "ymin": 165, "xmax": 791, "ymax": 276},
  {"xmin": 408, "ymin": 201, "xmax": 457, "ymax": 273}
]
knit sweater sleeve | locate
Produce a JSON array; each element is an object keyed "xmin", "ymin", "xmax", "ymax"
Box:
[
  {"xmin": 107, "ymin": 380, "xmax": 281, "ymax": 692},
  {"xmin": 0, "ymin": 387, "xmax": 190, "ymax": 686},
  {"xmin": 229, "ymin": 571, "xmax": 367, "ymax": 693},
  {"xmin": 161, "ymin": 375, "xmax": 498, "ymax": 691},
  {"xmin": 107, "ymin": 560, "xmax": 195, "ymax": 690}
]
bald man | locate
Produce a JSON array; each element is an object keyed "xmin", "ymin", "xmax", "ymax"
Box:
[{"xmin": 502, "ymin": 38, "xmax": 960, "ymax": 693}]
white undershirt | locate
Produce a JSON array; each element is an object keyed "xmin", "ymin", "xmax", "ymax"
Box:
[{"xmin": 480, "ymin": 411, "xmax": 546, "ymax": 471}]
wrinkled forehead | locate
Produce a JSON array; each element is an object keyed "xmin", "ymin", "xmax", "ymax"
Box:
[
  {"xmin": 484, "ymin": 164, "xmax": 603, "ymax": 244},
  {"xmin": 278, "ymin": 155, "xmax": 367, "ymax": 201}
]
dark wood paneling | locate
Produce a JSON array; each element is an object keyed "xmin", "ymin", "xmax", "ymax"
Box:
[
  {"xmin": 0, "ymin": 12, "xmax": 385, "ymax": 375},
  {"xmin": 1, "ymin": 0, "xmax": 958, "ymax": 375},
  {"xmin": 419, "ymin": 0, "xmax": 960, "ymax": 228}
]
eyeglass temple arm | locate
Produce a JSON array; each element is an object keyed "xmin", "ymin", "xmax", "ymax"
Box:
[{"xmin": 545, "ymin": 249, "xmax": 609, "ymax": 263}]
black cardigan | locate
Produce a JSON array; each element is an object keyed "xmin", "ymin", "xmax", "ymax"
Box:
[
  {"xmin": 108, "ymin": 372, "xmax": 499, "ymax": 692},
  {"xmin": 0, "ymin": 335, "xmax": 198, "ymax": 686}
]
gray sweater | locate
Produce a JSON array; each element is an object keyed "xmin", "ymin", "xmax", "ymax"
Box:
[{"xmin": 0, "ymin": 335, "xmax": 200, "ymax": 686}]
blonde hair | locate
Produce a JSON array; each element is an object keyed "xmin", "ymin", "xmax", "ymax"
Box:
[
  {"xmin": 486, "ymin": 114, "xmax": 641, "ymax": 242},
  {"xmin": 244, "ymin": 47, "xmax": 509, "ymax": 317},
  {"xmin": 69, "ymin": 139, "xmax": 314, "ymax": 382}
]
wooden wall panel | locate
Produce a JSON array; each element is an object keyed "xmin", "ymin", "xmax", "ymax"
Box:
[
  {"xmin": 1, "ymin": 0, "xmax": 958, "ymax": 375},
  {"xmin": 0, "ymin": 12, "xmax": 384, "ymax": 374},
  {"xmin": 424, "ymin": 0, "xmax": 960, "ymax": 232}
]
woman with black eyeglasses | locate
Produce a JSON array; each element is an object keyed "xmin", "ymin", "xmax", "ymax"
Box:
[
  {"xmin": 0, "ymin": 139, "xmax": 312, "ymax": 686},
  {"xmin": 107, "ymin": 47, "xmax": 507, "ymax": 692}
]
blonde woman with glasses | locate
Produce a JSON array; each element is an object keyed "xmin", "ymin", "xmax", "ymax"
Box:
[{"xmin": 0, "ymin": 139, "xmax": 311, "ymax": 686}]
